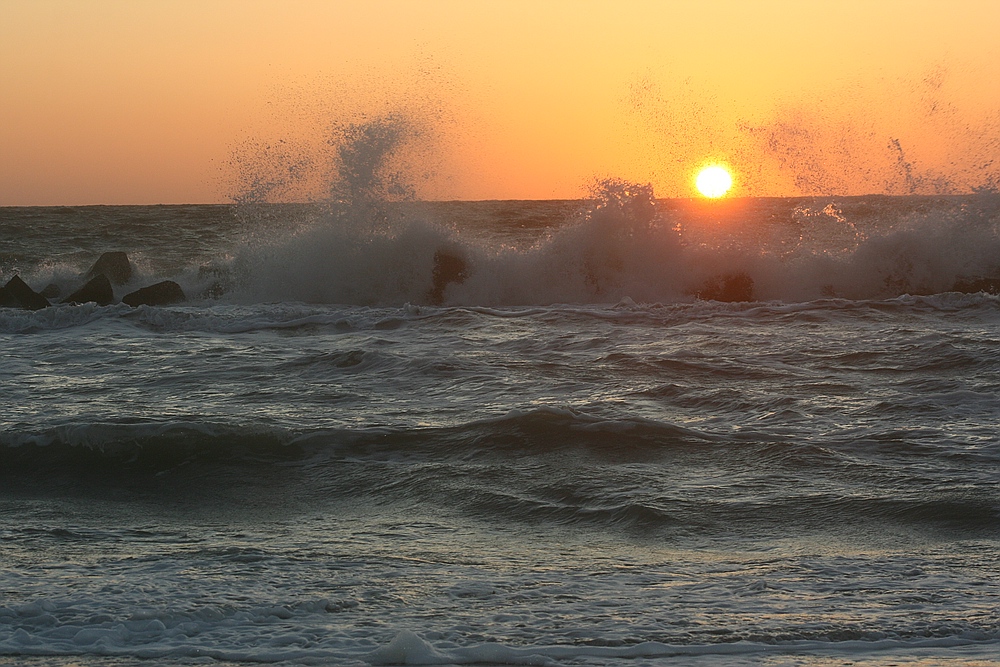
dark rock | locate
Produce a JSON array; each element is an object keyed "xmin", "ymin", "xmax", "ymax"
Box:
[
  {"xmin": 40, "ymin": 283, "xmax": 61, "ymax": 299},
  {"xmin": 428, "ymin": 251, "xmax": 468, "ymax": 305},
  {"xmin": 62, "ymin": 274, "xmax": 114, "ymax": 306},
  {"xmin": 952, "ymin": 277, "xmax": 1000, "ymax": 295},
  {"xmin": 694, "ymin": 272, "xmax": 755, "ymax": 302},
  {"xmin": 122, "ymin": 281, "xmax": 186, "ymax": 307},
  {"xmin": 85, "ymin": 251, "xmax": 132, "ymax": 285},
  {"xmin": 0, "ymin": 275, "xmax": 50, "ymax": 310}
]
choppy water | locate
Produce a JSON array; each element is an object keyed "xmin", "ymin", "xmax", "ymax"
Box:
[{"xmin": 2, "ymin": 189, "xmax": 1000, "ymax": 666}]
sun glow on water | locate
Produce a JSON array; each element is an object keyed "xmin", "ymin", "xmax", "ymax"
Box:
[{"xmin": 695, "ymin": 165, "xmax": 733, "ymax": 198}]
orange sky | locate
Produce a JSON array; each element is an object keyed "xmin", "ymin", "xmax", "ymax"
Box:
[{"xmin": 2, "ymin": 0, "xmax": 999, "ymax": 204}]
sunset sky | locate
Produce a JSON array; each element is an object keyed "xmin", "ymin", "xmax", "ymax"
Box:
[{"xmin": 2, "ymin": 0, "xmax": 999, "ymax": 204}]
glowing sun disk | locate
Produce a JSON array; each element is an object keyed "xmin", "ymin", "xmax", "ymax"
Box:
[{"xmin": 695, "ymin": 166, "xmax": 733, "ymax": 198}]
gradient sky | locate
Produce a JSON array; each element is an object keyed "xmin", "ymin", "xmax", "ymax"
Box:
[{"xmin": 2, "ymin": 0, "xmax": 999, "ymax": 204}]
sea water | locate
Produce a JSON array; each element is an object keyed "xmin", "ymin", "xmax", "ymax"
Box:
[{"xmin": 2, "ymin": 129, "xmax": 1000, "ymax": 666}]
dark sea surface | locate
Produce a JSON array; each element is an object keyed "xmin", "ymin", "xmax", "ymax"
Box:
[{"xmin": 1, "ymin": 189, "xmax": 999, "ymax": 666}]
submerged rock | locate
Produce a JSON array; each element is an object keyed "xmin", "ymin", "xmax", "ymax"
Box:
[
  {"xmin": 62, "ymin": 274, "xmax": 114, "ymax": 306},
  {"xmin": 85, "ymin": 251, "xmax": 133, "ymax": 285},
  {"xmin": 428, "ymin": 251, "xmax": 468, "ymax": 305},
  {"xmin": 694, "ymin": 272, "xmax": 755, "ymax": 302},
  {"xmin": 122, "ymin": 281, "xmax": 186, "ymax": 307},
  {"xmin": 0, "ymin": 275, "xmax": 50, "ymax": 310}
]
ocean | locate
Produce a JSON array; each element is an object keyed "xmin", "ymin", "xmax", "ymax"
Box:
[{"xmin": 2, "ymin": 156, "xmax": 1000, "ymax": 665}]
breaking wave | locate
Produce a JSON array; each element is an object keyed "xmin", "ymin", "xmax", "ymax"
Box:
[
  {"xmin": 207, "ymin": 117, "xmax": 1000, "ymax": 307},
  {"xmin": 3, "ymin": 116, "xmax": 1000, "ymax": 309}
]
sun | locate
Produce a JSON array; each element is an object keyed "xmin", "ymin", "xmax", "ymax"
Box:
[{"xmin": 695, "ymin": 165, "xmax": 733, "ymax": 198}]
